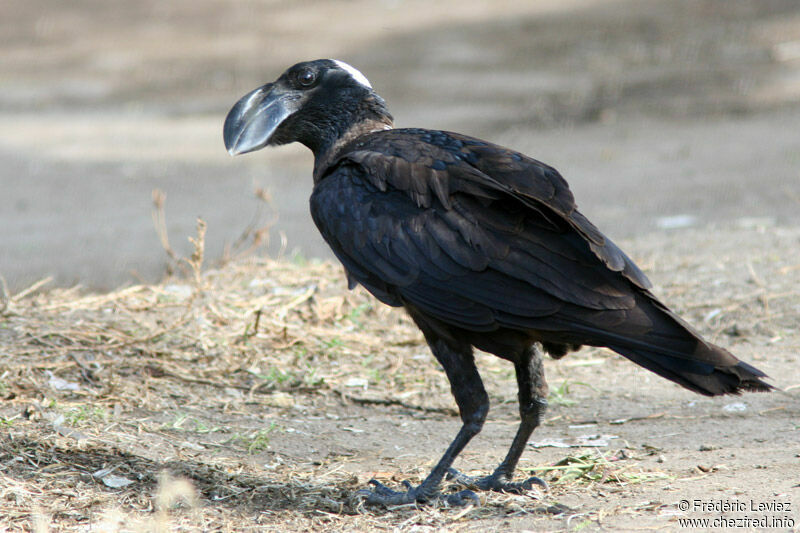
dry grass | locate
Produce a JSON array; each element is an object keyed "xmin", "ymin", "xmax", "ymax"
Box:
[
  {"xmin": 0, "ymin": 220, "xmax": 486, "ymax": 532},
  {"xmin": 1, "ymin": 221, "xmax": 798, "ymax": 532}
]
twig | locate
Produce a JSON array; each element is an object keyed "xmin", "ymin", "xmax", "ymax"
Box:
[
  {"xmin": 275, "ymin": 285, "xmax": 317, "ymax": 320},
  {"xmin": 12, "ymin": 277, "xmax": 53, "ymax": 302},
  {"xmin": 221, "ymin": 186, "xmax": 276, "ymax": 265},
  {"xmin": 151, "ymin": 189, "xmax": 178, "ymax": 264},
  {"xmin": 183, "ymin": 218, "xmax": 207, "ymax": 287},
  {"xmin": 0, "ymin": 273, "xmax": 9, "ymax": 314},
  {"xmin": 332, "ymin": 389, "xmax": 459, "ymax": 416},
  {"xmin": 240, "ymin": 308, "xmax": 263, "ymax": 343}
]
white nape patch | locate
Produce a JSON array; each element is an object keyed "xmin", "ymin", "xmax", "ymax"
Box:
[{"xmin": 333, "ymin": 60, "xmax": 372, "ymax": 89}]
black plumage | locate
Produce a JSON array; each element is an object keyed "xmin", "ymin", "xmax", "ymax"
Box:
[{"xmin": 224, "ymin": 59, "xmax": 771, "ymax": 506}]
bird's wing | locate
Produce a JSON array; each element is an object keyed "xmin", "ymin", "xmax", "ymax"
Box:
[
  {"xmin": 311, "ymin": 130, "xmax": 647, "ymax": 332},
  {"xmin": 340, "ymin": 129, "xmax": 651, "ymax": 290},
  {"xmin": 447, "ymin": 131, "xmax": 651, "ymax": 289}
]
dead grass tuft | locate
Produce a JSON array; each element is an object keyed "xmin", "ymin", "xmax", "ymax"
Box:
[{"xmin": 0, "ymin": 224, "xmax": 798, "ymax": 531}]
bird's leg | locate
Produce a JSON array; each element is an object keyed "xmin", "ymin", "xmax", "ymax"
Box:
[
  {"xmin": 447, "ymin": 344, "xmax": 549, "ymax": 493},
  {"xmin": 356, "ymin": 335, "xmax": 488, "ymax": 507}
]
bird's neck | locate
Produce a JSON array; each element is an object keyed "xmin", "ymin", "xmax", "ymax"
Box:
[{"xmin": 312, "ymin": 116, "xmax": 393, "ymax": 182}]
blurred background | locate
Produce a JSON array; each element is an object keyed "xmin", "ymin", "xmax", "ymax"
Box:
[{"xmin": 2, "ymin": 0, "xmax": 799, "ymax": 291}]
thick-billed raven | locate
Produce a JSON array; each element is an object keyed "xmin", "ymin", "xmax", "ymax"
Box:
[{"xmin": 223, "ymin": 59, "xmax": 771, "ymax": 506}]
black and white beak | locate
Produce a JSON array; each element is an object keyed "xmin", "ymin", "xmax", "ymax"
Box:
[{"xmin": 223, "ymin": 83, "xmax": 298, "ymax": 156}]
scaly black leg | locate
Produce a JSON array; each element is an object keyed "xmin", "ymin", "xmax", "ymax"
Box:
[
  {"xmin": 356, "ymin": 318, "xmax": 488, "ymax": 507},
  {"xmin": 448, "ymin": 344, "xmax": 548, "ymax": 493}
]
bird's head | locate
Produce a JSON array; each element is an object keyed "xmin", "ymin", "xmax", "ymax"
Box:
[{"xmin": 224, "ymin": 59, "xmax": 393, "ymax": 158}]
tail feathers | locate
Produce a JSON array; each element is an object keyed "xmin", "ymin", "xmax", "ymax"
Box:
[
  {"xmin": 607, "ymin": 343, "xmax": 772, "ymax": 396},
  {"xmin": 595, "ymin": 292, "xmax": 773, "ymax": 396},
  {"xmin": 546, "ymin": 292, "xmax": 773, "ymax": 396}
]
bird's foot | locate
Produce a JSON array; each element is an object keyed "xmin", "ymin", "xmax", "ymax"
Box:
[
  {"xmin": 446, "ymin": 468, "xmax": 548, "ymax": 494},
  {"xmin": 354, "ymin": 479, "xmax": 479, "ymax": 507}
]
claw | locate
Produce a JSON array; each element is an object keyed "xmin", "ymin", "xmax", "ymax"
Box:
[
  {"xmin": 354, "ymin": 478, "xmax": 479, "ymax": 507},
  {"xmin": 365, "ymin": 479, "xmax": 398, "ymax": 497},
  {"xmin": 444, "ymin": 489, "xmax": 480, "ymax": 507},
  {"xmin": 446, "ymin": 468, "xmax": 548, "ymax": 494},
  {"xmin": 522, "ymin": 475, "xmax": 549, "ymax": 491},
  {"xmin": 446, "ymin": 467, "xmax": 473, "ymax": 486}
]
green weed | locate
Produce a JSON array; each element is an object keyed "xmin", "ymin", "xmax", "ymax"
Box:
[
  {"xmin": 167, "ymin": 413, "xmax": 222, "ymax": 434},
  {"xmin": 530, "ymin": 451, "xmax": 671, "ymax": 485},
  {"xmin": 344, "ymin": 303, "xmax": 371, "ymax": 329},
  {"xmin": 62, "ymin": 404, "xmax": 107, "ymax": 426},
  {"xmin": 230, "ymin": 423, "xmax": 280, "ymax": 454}
]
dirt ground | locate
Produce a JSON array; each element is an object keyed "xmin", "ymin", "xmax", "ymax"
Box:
[
  {"xmin": 1, "ymin": 0, "xmax": 800, "ymax": 531},
  {"xmin": 1, "ymin": 223, "xmax": 799, "ymax": 532},
  {"xmin": 2, "ymin": 0, "xmax": 800, "ymax": 290}
]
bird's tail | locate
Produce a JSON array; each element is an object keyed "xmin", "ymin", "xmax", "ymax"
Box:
[
  {"xmin": 558, "ymin": 294, "xmax": 772, "ymax": 396},
  {"xmin": 606, "ymin": 343, "xmax": 771, "ymax": 396}
]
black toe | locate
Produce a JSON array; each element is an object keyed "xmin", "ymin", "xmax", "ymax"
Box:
[
  {"xmin": 354, "ymin": 478, "xmax": 480, "ymax": 507},
  {"xmin": 446, "ymin": 468, "xmax": 548, "ymax": 494}
]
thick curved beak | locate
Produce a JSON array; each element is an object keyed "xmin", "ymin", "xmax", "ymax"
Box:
[{"xmin": 223, "ymin": 83, "xmax": 296, "ymax": 156}]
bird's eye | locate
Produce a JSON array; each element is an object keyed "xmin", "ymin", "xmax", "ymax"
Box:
[{"xmin": 297, "ymin": 69, "xmax": 316, "ymax": 87}]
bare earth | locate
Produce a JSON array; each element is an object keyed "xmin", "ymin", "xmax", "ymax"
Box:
[
  {"xmin": 1, "ymin": 0, "xmax": 799, "ymax": 531},
  {"xmin": 2, "ymin": 0, "xmax": 800, "ymax": 290},
  {"xmin": 1, "ymin": 224, "xmax": 799, "ymax": 532}
]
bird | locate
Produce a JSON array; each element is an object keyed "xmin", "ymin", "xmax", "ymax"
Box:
[{"xmin": 223, "ymin": 59, "xmax": 772, "ymax": 506}]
